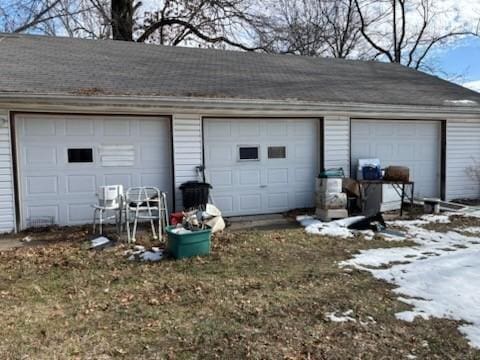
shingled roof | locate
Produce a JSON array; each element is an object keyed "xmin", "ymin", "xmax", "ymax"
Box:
[{"xmin": 1, "ymin": 32, "xmax": 479, "ymax": 108}]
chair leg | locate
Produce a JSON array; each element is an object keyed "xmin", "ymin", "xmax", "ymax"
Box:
[
  {"xmin": 93, "ymin": 208, "xmax": 98, "ymax": 234},
  {"xmin": 99, "ymin": 209, "xmax": 103, "ymax": 235},
  {"xmin": 126, "ymin": 210, "xmax": 131, "ymax": 243},
  {"xmin": 115, "ymin": 211, "xmax": 120, "ymax": 234},
  {"xmin": 146, "ymin": 203, "xmax": 157, "ymax": 240},
  {"xmin": 150, "ymin": 218, "xmax": 157, "ymax": 240},
  {"xmin": 159, "ymin": 195, "xmax": 164, "ymax": 242},
  {"xmin": 162, "ymin": 193, "xmax": 169, "ymax": 238},
  {"xmin": 132, "ymin": 209, "xmax": 139, "ymax": 243}
]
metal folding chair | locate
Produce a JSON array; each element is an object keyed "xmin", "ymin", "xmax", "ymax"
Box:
[{"xmin": 125, "ymin": 187, "xmax": 169, "ymax": 243}]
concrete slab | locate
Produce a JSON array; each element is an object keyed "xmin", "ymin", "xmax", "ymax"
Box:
[
  {"xmin": 226, "ymin": 213, "xmax": 299, "ymax": 231},
  {"xmin": 0, "ymin": 238, "xmax": 24, "ymax": 251}
]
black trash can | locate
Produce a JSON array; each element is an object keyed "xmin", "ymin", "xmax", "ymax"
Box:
[{"xmin": 179, "ymin": 181, "xmax": 212, "ymax": 210}]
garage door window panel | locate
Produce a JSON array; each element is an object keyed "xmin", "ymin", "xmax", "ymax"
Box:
[
  {"xmin": 67, "ymin": 148, "xmax": 93, "ymax": 163},
  {"xmin": 238, "ymin": 146, "xmax": 260, "ymax": 161},
  {"xmin": 268, "ymin": 146, "xmax": 286, "ymax": 159}
]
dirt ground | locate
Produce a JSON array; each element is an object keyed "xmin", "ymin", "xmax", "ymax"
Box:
[{"xmin": 0, "ymin": 220, "xmax": 479, "ymax": 359}]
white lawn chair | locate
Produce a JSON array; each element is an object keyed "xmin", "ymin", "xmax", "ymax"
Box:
[
  {"xmin": 125, "ymin": 187, "xmax": 169, "ymax": 243},
  {"xmin": 92, "ymin": 185, "xmax": 124, "ymax": 234}
]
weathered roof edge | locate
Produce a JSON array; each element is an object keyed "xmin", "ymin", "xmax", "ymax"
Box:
[{"xmin": 1, "ymin": 93, "xmax": 479, "ymax": 118}]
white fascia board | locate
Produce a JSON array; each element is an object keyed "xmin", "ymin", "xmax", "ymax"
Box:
[{"xmin": 0, "ymin": 93, "xmax": 480, "ymax": 119}]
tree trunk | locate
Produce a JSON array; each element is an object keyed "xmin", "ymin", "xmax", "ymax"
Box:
[{"xmin": 111, "ymin": 0, "xmax": 133, "ymax": 41}]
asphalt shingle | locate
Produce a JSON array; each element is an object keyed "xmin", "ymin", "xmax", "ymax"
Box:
[{"xmin": 1, "ymin": 32, "xmax": 479, "ymax": 108}]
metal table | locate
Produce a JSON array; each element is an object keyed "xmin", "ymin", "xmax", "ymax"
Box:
[{"xmin": 357, "ymin": 180, "xmax": 415, "ymax": 216}]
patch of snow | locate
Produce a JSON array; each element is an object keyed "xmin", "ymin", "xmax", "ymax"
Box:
[
  {"xmin": 443, "ymin": 99, "xmax": 478, "ymax": 106},
  {"xmin": 388, "ymin": 214, "xmax": 451, "ymax": 229},
  {"xmin": 341, "ymin": 213, "xmax": 480, "ymax": 349},
  {"xmin": 297, "ymin": 215, "xmax": 375, "ymax": 240},
  {"xmin": 461, "ymin": 227, "xmax": 480, "ymax": 234},
  {"xmin": 325, "ymin": 309, "xmax": 356, "ymax": 322},
  {"xmin": 359, "ymin": 315, "xmax": 377, "ymax": 326},
  {"xmin": 463, "ymin": 210, "xmax": 480, "ymax": 219},
  {"xmin": 325, "ymin": 310, "xmax": 377, "ymax": 325},
  {"xmin": 127, "ymin": 248, "xmax": 164, "ymax": 262}
]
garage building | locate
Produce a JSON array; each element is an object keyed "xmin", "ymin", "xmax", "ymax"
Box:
[{"xmin": 0, "ymin": 33, "xmax": 479, "ymax": 231}]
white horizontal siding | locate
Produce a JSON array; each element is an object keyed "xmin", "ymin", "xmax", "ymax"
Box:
[
  {"xmin": 172, "ymin": 114, "xmax": 203, "ymax": 210},
  {"xmin": 324, "ymin": 116, "xmax": 350, "ymax": 176},
  {"xmin": 0, "ymin": 110, "xmax": 15, "ymax": 233},
  {"xmin": 446, "ymin": 118, "xmax": 480, "ymax": 200}
]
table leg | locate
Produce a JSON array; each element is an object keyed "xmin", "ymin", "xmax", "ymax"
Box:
[
  {"xmin": 400, "ymin": 184, "xmax": 405, "ymax": 216},
  {"xmin": 411, "ymin": 183, "xmax": 415, "ymax": 210},
  {"xmin": 358, "ymin": 182, "xmax": 364, "ymax": 213}
]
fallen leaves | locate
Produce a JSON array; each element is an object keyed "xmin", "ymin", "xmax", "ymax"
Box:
[{"xmin": 0, "ymin": 225, "xmax": 476, "ymax": 359}]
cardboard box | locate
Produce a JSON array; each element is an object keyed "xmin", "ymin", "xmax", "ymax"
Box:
[{"xmin": 315, "ymin": 178, "xmax": 342, "ymax": 194}]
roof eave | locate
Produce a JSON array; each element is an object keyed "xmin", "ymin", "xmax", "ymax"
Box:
[{"xmin": 0, "ymin": 93, "xmax": 479, "ymax": 118}]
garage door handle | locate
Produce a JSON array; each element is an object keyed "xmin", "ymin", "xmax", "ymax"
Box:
[{"xmin": 260, "ymin": 185, "xmax": 267, "ymax": 188}]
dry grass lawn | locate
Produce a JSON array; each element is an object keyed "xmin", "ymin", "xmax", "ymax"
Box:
[{"xmin": 0, "ymin": 226, "xmax": 478, "ymax": 359}]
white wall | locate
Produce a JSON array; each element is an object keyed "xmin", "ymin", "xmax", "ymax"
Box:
[
  {"xmin": 323, "ymin": 116, "xmax": 350, "ymax": 176},
  {"xmin": 0, "ymin": 110, "xmax": 15, "ymax": 233},
  {"xmin": 172, "ymin": 113, "xmax": 203, "ymax": 210},
  {"xmin": 446, "ymin": 118, "xmax": 480, "ymax": 200}
]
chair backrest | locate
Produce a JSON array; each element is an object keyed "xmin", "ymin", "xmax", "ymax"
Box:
[
  {"xmin": 126, "ymin": 187, "xmax": 161, "ymax": 209},
  {"xmin": 98, "ymin": 185, "xmax": 123, "ymax": 209}
]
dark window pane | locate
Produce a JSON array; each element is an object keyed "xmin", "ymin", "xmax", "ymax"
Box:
[
  {"xmin": 68, "ymin": 148, "xmax": 93, "ymax": 163},
  {"xmin": 239, "ymin": 146, "xmax": 259, "ymax": 160},
  {"xmin": 268, "ymin": 146, "xmax": 286, "ymax": 159}
]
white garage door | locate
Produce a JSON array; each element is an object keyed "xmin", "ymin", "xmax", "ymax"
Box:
[
  {"xmin": 16, "ymin": 114, "xmax": 172, "ymax": 228},
  {"xmin": 204, "ymin": 118, "xmax": 319, "ymax": 216},
  {"xmin": 351, "ymin": 119, "xmax": 441, "ymax": 198}
]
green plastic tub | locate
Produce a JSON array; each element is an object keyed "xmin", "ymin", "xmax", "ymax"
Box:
[
  {"xmin": 166, "ymin": 225, "xmax": 212, "ymax": 259},
  {"xmin": 318, "ymin": 168, "xmax": 345, "ymax": 178}
]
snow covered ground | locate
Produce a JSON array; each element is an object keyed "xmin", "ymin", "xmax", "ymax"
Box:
[
  {"xmin": 298, "ymin": 211, "xmax": 480, "ymax": 348},
  {"xmin": 296, "ymin": 215, "xmax": 375, "ymax": 240},
  {"xmin": 337, "ymin": 212, "xmax": 480, "ymax": 349}
]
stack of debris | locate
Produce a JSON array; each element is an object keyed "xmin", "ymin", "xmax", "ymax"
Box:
[
  {"xmin": 170, "ymin": 203, "xmax": 225, "ymax": 234},
  {"xmin": 315, "ymin": 174, "xmax": 348, "ymax": 221}
]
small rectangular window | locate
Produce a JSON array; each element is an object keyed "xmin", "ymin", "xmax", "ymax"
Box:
[
  {"xmin": 68, "ymin": 148, "xmax": 93, "ymax": 163},
  {"xmin": 238, "ymin": 146, "xmax": 259, "ymax": 161},
  {"xmin": 268, "ymin": 146, "xmax": 286, "ymax": 159}
]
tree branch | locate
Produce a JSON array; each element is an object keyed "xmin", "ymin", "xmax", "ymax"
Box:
[
  {"xmin": 13, "ymin": 0, "xmax": 62, "ymax": 33},
  {"xmin": 354, "ymin": 0, "xmax": 394, "ymax": 62},
  {"xmin": 137, "ymin": 17, "xmax": 261, "ymax": 51},
  {"xmin": 414, "ymin": 31, "xmax": 477, "ymax": 69}
]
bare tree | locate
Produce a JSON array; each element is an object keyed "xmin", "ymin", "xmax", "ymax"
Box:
[
  {"xmin": 354, "ymin": 0, "xmax": 479, "ymax": 69},
  {"xmin": 250, "ymin": 0, "xmax": 328, "ymax": 56},
  {"xmin": 322, "ymin": 0, "xmax": 365, "ymax": 58},
  {"xmin": 105, "ymin": 0, "xmax": 259, "ymax": 50},
  {"xmin": 1, "ymin": 0, "xmax": 259, "ymax": 50},
  {"xmin": 30, "ymin": 0, "xmax": 111, "ymax": 38},
  {"xmin": 111, "ymin": 0, "xmax": 136, "ymax": 41},
  {"xmin": 0, "ymin": 0, "xmax": 110, "ymax": 38},
  {"xmin": 0, "ymin": 0, "xmax": 61, "ymax": 32},
  {"xmin": 138, "ymin": 0, "xmax": 260, "ymax": 50},
  {"xmin": 250, "ymin": 0, "xmax": 368, "ymax": 58}
]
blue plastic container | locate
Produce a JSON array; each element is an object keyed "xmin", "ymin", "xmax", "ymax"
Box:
[{"xmin": 362, "ymin": 166, "xmax": 382, "ymax": 180}]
